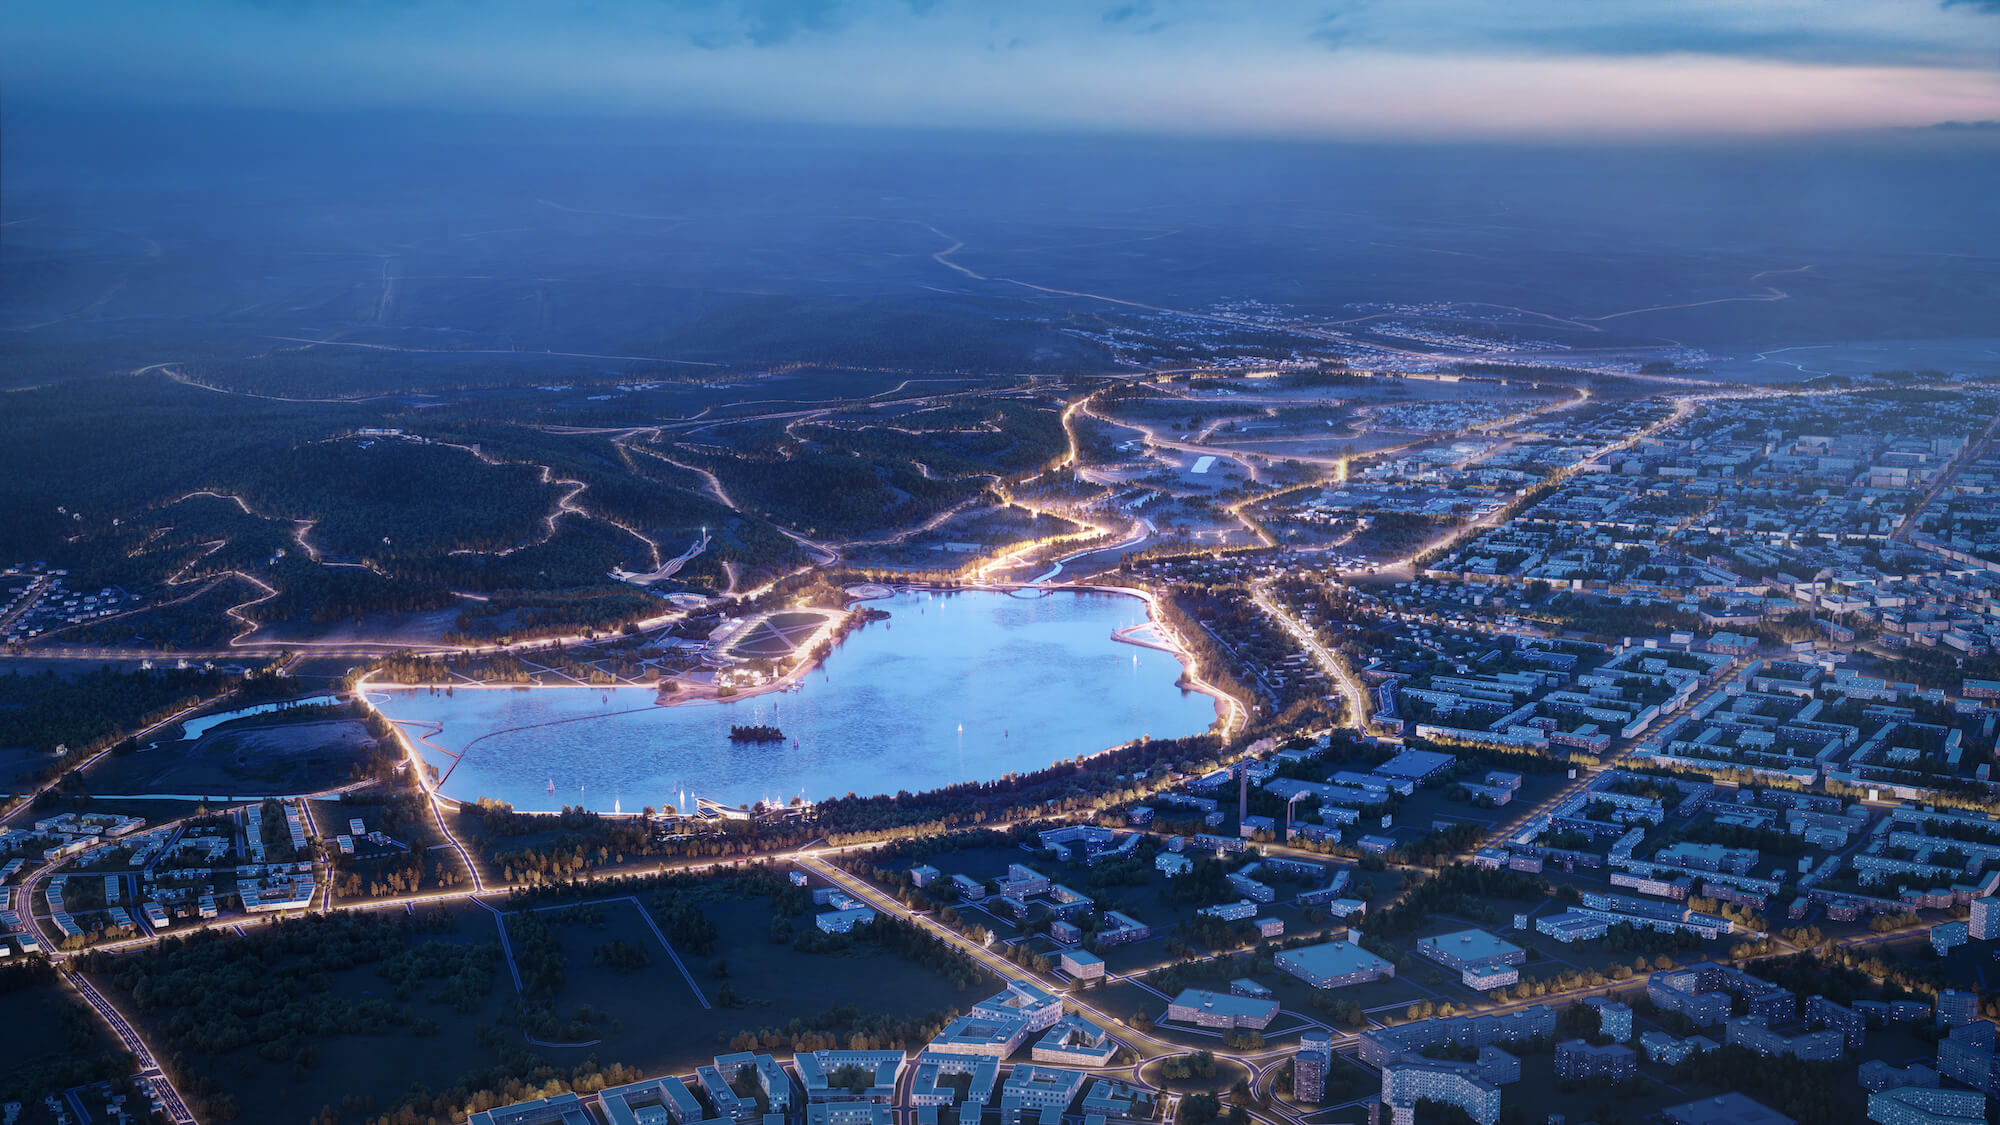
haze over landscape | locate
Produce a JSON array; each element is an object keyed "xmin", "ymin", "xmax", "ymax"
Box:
[{"xmin": 3, "ymin": 4, "xmax": 2000, "ymax": 1125}]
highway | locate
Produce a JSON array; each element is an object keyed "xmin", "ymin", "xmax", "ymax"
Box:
[{"xmin": 68, "ymin": 965, "xmax": 199, "ymax": 1123}]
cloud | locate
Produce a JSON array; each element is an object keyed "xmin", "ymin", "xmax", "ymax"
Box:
[
  {"xmin": 6, "ymin": 0, "xmax": 2000, "ymax": 139},
  {"xmin": 740, "ymin": 0, "xmax": 846, "ymax": 46}
]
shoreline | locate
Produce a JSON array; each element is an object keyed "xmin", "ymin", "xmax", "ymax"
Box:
[
  {"xmin": 359, "ymin": 583, "xmax": 1240, "ymax": 732},
  {"xmin": 361, "ymin": 583, "xmax": 1247, "ymax": 814}
]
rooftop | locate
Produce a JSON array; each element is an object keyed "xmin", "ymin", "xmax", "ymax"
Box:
[
  {"xmin": 1375, "ymin": 748, "xmax": 1456, "ymax": 779},
  {"xmin": 1276, "ymin": 941, "xmax": 1394, "ymax": 980},
  {"xmin": 1662, "ymin": 1093, "xmax": 1795, "ymax": 1125},
  {"xmin": 1418, "ymin": 928, "xmax": 1524, "ymax": 964}
]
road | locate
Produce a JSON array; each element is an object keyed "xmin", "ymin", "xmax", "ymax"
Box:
[
  {"xmin": 1249, "ymin": 579, "xmax": 1376, "ymax": 734},
  {"xmin": 0, "ymin": 676, "xmax": 271, "ymax": 829},
  {"xmin": 68, "ymin": 966, "xmax": 199, "ymax": 1123}
]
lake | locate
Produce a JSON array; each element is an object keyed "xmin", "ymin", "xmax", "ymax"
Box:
[{"xmin": 368, "ymin": 589, "xmax": 1220, "ymax": 812}]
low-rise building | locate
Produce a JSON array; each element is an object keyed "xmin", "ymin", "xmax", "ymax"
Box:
[
  {"xmin": 1417, "ymin": 928, "xmax": 1525, "ymax": 972},
  {"xmin": 1866, "ymin": 1085, "xmax": 1987, "ymax": 1125},
  {"xmin": 1165, "ymin": 988, "xmax": 1279, "ymax": 1030},
  {"xmin": 1060, "ymin": 949, "xmax": 1105, "ymax": 982},
  {"xmin": 816, "ymin": 906, "xmax": 876, "ymax": 934},
  {"xmin": 1663, "ymin": 1093, "xmax": 1795, "ymax": 1125},
  {"xmin": 1274, "ymin": 940, "xmax": 1395, "ymax": 990},
  {"xmin": 1726, "ymin": 1015, "xmax": 1846, "ymax": 1061},
  {"xmin": 467, "ymin": 1093, "xmax": 594, "ymax": 1125},
  {"xmin": 1584, "ymin": 997, "xmax": 1633, "ymax": 1043},
  {"xmin": 1031, "ymin": 1014, "xmax": 1118, "ymax": 1067},
  {"xmin": 1553, "ymin": 1039, "xmax": 1636, "ymax": 1082}
]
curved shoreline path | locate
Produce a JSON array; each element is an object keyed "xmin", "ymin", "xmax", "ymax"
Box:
[
  {"xmin": 364, "ymin": 702, "xmax": 488, "ymax": 892},
  {"xmin": 367, "ymin": 588, "xmax": 1225, "ymax": 814}
]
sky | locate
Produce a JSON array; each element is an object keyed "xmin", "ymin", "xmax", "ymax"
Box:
[{"xmin": 9, "ymin": 0, "xmax": 2000, "ymax": 139}]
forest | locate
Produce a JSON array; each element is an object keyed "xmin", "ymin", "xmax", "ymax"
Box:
[
  {"xmin": 78, "ymin": 909, "xmax": 493, "ymax": 1122},
  {"xmin": 0, "ymin": 665, "xmax": 234, "ymax": 757}
]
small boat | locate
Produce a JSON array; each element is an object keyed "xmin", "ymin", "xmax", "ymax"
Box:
[{"xmin": 546, "ymin": 778, "xmax": 555, "ymax": 794}]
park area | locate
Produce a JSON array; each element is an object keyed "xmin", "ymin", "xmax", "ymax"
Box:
[{"xmin": 92, "ymin": 864, "xmax": 993, "ymax": 1125}]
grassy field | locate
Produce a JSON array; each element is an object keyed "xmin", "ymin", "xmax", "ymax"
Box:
[{"xmin": 86, "ymin": 717, "xmax": 379, "ymax": 796}]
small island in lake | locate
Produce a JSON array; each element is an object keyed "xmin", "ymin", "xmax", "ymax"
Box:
[{"xmin": 729, "ymin": 724, "xmax": 786, "ymax": 743}]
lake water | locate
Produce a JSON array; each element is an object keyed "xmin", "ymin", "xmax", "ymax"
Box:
[{"xmin": 369, "ymin": 589, "xmax": 1219, "ymax": 812}]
